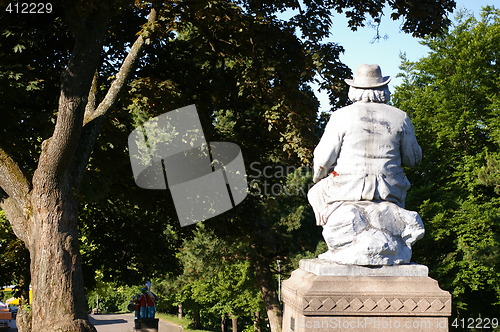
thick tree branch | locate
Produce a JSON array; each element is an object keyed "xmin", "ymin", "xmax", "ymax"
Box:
[
  {"xmin": 83, "ymin": 7, "xmax": 158, "ymax": 126},
  {"xmin": 0, "ymin": 148, "xmax": 31, "ymax": 242},
  {"xmin": 72, "ymin": 6, "xmax": 158, "ymax": 189},
  {"xmin": 0, "ymin": 148, "xmax": 30, "ymax": 208},
  {"xmin": 34, "ymin": 2, "xmax": 111, "ymax": 183},
  {"xmin": 0, "ymin": 198, "xmax": 30, "ymax": 244},
  {"xmin": 85, "ymin": 71, "xmax": 99, "ymax": 117}
]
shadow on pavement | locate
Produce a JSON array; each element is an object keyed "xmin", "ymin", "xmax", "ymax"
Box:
[
  {"xmin": 8, "ymin": 319, "xmax": 17, "ymax": 332},
  {"xmin": 89, "ymin": 314, "xmax": 129, "ymax": 326},
  {"xmin": 89, "ymin": 313, "xmax": 184, "ymax": 332}
]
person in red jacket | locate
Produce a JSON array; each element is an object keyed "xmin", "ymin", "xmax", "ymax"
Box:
[
  {"xmin": 139, "ymin": 287, "xmax": 159, "ymax": 319},
  {"xmin": 132, "ymin": 294, "xmax": 141, "ymax": 319}
]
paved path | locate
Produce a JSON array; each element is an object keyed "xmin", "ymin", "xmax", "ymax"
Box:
[
  {"xmin": 3, "ymin": 318, "xmax": 16, "ymax": 331},
  {"xmin": 1, "ymin": 313, "xmax": 179, "ymax": 332},
  {"xmin": 89, "ymin": 313, "xmax": 183, "ymax": 332}
]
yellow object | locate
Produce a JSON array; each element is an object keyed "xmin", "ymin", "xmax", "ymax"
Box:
[
  {"xmin": 5, "ymin": 297, "xmax": 19, "ymax": 305},
  {"xmin": 1, "ymin": 285, "xmax": 32, "ymax": 305}
]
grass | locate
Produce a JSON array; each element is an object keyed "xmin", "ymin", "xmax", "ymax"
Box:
[{"xmin": 155, "ymin": 312, "xmax": 214, "ymax": 332}]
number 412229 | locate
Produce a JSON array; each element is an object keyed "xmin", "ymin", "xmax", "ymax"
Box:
[
  {"xmin": 5, "ymin": 3, "xmax": 53, "ymax": 14},
  {"xmin": 452, "ymin": 317, "xmax": 498, "ymax": 329}
]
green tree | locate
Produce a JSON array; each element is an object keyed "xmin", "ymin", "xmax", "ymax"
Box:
[
  {"xmin": 121, "ymin": 10, "xmax": 330, "ymax": 329},
  {"xmin": 79, "ymin": 196, "xmax": 180, "ymax": 288},
  {"xmin": 393, "ymin": 6, "xmax": 499, "ymax": 317},
  {"xmin": 85, "ymin": 273, "xmax": 137, "ymax": 313},
  {"xmin": 0, "ymin": 211, "xmax": 30, "ymax": 300},
  {"xmin": 174, "ymin": 224, "xmax": 262, "ymax": 331}
]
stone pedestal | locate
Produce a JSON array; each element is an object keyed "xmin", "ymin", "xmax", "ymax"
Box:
[{"xmin": 282, "ymin": 259, "xmax": 452, "ymax": 332}]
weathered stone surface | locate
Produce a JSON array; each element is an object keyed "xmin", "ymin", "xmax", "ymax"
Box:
[
  {"xmin": 299, "ymin": 259, "xmax": 429, "ymax": 276},
  {"xmin": 318, "ymin": 201, "xmax": 425, "ymax": 265},
  {"xmin": 282, "ymin": 268, "xmax": 452, "ymax": 332}
]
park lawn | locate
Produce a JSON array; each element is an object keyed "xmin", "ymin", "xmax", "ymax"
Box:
[{"xmin": 156, "ymin": 312, "xmax": 214, "ymax": 332}]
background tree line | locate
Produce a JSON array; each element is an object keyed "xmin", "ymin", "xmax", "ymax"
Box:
[
  {"xmin": 393, "ymin": 6, "xmax": 499, "ymax": 319},
  {"xmin": 2, "ymin": 1, "xmax": 498, "ymax": 332}
]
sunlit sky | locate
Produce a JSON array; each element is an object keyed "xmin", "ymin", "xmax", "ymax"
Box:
[{"xmin": 316, "ymin": 0, "xmax": 497, "ymax": 111}]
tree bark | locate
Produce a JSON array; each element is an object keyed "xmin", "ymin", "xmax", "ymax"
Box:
[
  {"xmin": 253, "ymin": 311, "xmax": 261, "ymax": 332},
  {"xmin": 177, "ymin": 303, "xmax": 183, "ymax": 320},
  {"xmin": 231, "ymin": 315, "xmax": 238, "ymax": 332},
  {"xmin": 253, "ymin": 259, "xmax": 282, "ymax": 332},
  {"xmin": 22, "ymin": 2, "xmax": 110, "ymax": 330},
  {"xmin": 221, "ymin": 316, "xmax": 226, "ymax": 332},
  {"xmin": 28, "ymin": 180, "xmax": 94, "ymax": 331}
]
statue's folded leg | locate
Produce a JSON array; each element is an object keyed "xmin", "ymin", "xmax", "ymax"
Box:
[
  {"xmin": 318, "ymin": 201, "xmax": 424, "ymax": 266},
  {"xmin": 307, "ymin": 180, "xmax": 327, "ymax": 225}
]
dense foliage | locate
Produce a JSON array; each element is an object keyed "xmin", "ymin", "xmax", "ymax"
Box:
[{"xmin": 393, "ymin": 6, "xmax": 499, "ymax": 317}]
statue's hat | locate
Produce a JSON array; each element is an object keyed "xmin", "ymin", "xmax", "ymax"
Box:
[{"xmin": 345, "ymin": 64, "xmax": 391, "ymax": 88}]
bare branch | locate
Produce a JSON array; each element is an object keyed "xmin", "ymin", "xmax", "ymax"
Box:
[
  {"xmin": 84, "ymin": 70, "xmax": 99, "ymax": 120},
  {"xmin": 83, "ymin": 7, "xmax": 158, "ymax": 126}
]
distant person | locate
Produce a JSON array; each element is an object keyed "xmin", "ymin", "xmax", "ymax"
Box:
[
  {"xmin": 132, "ymin": 294, "xmax": 141, "ymax": 319},
  {"xmin": 139, "ymin": 287, "xmax": 159, "ymax": 319}
]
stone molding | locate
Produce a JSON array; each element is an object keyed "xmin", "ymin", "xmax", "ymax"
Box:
[
  {"xmin": 282, "ymin": 293, "xmax": 450, "ymax": 316},
  {"xmin": 282, "ymin": 268, "xmax": 452, "ymax": 317}
]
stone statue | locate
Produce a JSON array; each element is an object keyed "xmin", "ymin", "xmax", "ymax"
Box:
[{"xmin": 308, "ymin": 64, "xmax": 425, "ymax": 265}]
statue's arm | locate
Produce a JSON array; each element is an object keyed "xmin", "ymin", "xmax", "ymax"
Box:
[
  {"xmin": 400, "ymin": 114, "xmax": 422, "ymax": 167},
  {"xmin": 312, "ymin": 118, "xmax": 343, "ymax": 182}
]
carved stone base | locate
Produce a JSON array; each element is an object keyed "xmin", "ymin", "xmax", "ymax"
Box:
[{"xmin": 282, "ymin": 260, "xmax": 452, "ymax": 331}]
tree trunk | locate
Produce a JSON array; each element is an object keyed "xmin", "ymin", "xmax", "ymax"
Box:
[
  {"xmin": 192, "ymin": 307, "xmax": 201, "ymax": 329},
  {"xmin": 231, "ymin": 315, "xmax": 238, "ymax": 332},
  {"xmin": 177, "ymin": 303, "xmax": 183, "ymax": 320},
  {"xmin": 14, "ymin": 2, "xmax": 111, "ymax": 329},
  {"xmin": 0, "ymin": 2, "xmax": 157, "ymax": 331},
  {"xmin": 253, "ymin": 311, "xmax": 261, "ymax": 332},
  {"xmin": 28, "ymin": 181, "xmax": 94, "ymax": 331},
  {"xmin": 221, "ymin": 316, "xmax": 226, "ymax": 332},
  {"xmin": 253, "ymin": 259, "xmax": 282, "ymax": 332}
]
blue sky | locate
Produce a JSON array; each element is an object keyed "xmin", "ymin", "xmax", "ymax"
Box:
[{"xmin": 316, "ymin": 0, "xmax": 496, "ymax": 110}]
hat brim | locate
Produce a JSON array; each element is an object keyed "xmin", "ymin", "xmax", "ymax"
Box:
[{"xmin": 344, "ymin": 76, "xmax": 391, "ymax": 88}]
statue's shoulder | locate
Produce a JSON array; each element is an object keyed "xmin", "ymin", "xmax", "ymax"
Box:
[
  {"xmin": 331, "ymin": 103, "xmax": 359, "ymax": 117},
  {"xmin": 331, "ymin": 103, "xmax": 408, "ymax": 120},
  {"xmin": 368, "ymin": 103, "xmax": 408, "ymax": 120},
  {"xmin": 381, "ymin": 103, "xmax": 407, "ymax": 114},
  {"xmin": 386, "ymin": 103, "xmax": 406, "ymax": 112}
]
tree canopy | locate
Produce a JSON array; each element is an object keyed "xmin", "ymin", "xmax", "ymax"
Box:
[{"xmin": 393, "ymin": 6, "xmax": 499, "ymax": 316}]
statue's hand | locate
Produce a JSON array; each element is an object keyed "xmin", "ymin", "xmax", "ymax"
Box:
[{"xmin": 313, "ymin": 166, "xmax": 328, "ymax": 183}]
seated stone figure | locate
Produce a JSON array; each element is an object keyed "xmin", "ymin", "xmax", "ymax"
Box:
[{"xmin": 308, "ymin": 64, "xmax": 425, "ymax": 265}]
